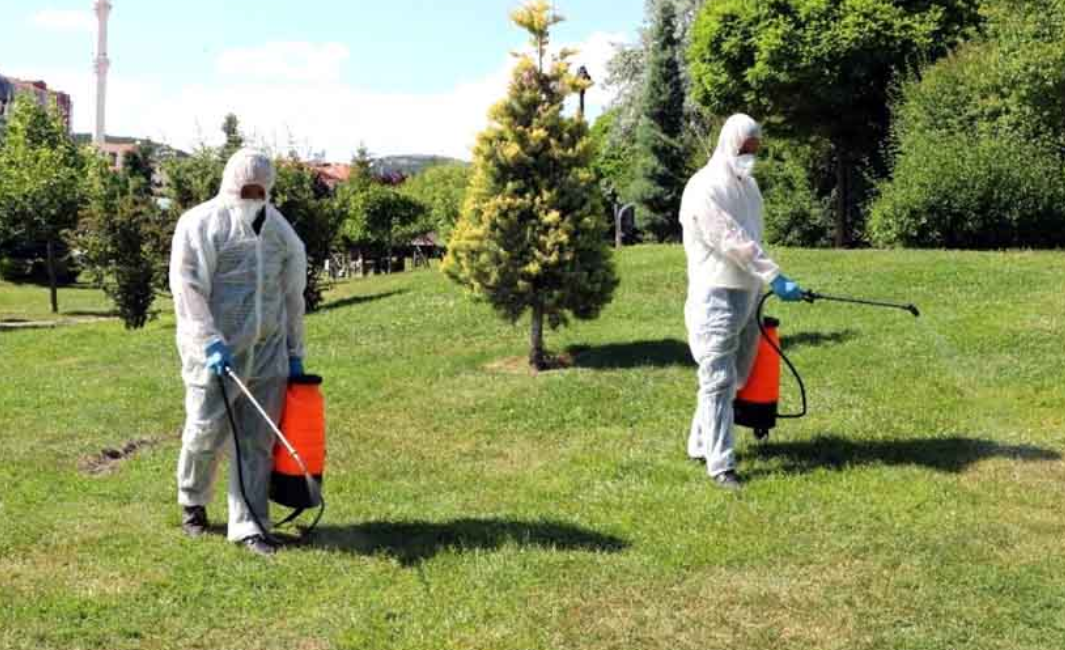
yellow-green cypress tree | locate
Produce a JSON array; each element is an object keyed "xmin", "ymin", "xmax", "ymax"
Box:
[{"xmin": 443, "ymin": 0, "xmax": 619, "ymax": 371}]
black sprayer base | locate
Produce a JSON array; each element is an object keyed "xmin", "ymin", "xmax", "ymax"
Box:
[
  {"xmin": 270, "ymin": 472, "xmax": 323, "ymax": 510},
  {"xmin": 734, "ymin": 399, "xmax": 777, "ymax": 433}
]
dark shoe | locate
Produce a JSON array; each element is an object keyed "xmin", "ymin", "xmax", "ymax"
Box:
[
  {"xmin": 242, "ymin": 534, "xmax": 278, "ymax": 557},
  {"xmin": 181, "ymin": 506, "xmax": 208, "ymax": 537},
  {"xmin": 712, "ymin": 470, "xmax": 743, "ymax": 491}
]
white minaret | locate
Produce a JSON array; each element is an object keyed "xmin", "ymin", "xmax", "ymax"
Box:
[{"xmin": 93, "ymin": 0, "xmax": 111, "ymax": 146}]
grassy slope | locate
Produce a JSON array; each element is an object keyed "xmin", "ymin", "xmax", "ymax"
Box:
[{"xmin": 1, "ymin": 246, "xmax": 1064, "ymax": 650}]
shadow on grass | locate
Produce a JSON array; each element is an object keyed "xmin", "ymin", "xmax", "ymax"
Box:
[
  {"xmin": 0, "ymin": 279, "xmax": 96, "ymax": 288},
  {"xmin": 311, "ymin": 518, "xmax": 629, "ymax": 566},
  {"xmin": 565, "ymin": 329, "xmax": 858, "ymax": 370},
  {"xmin": 744, "ymin": 434, "xmax": 1061, "ymax": 475},
  {"xmin": 0, "ymin": 320, "xmax": 58, "ymax": 332},
  {"xmin": 62, "ymin": 309, "xmax": 119, "ymax": 318},
  {"xmin": 567, "ymin": 339, "xmax": 694, "ymax": 370},
  {"xmin": 780, "ymin": 329, "xmax": 857, "ymax": 351},
  {"xmin": 318, "ymin": 289, "xmax": 408, "ymax": 313}
]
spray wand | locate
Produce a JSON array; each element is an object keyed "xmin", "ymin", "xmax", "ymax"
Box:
[
  {"xmin": 802, "ymin": 291, "xmax": 921, "ymax": 318},
  {"xmin": 750, "ymin": 289, "xmax": 922, "ymax": 432}
]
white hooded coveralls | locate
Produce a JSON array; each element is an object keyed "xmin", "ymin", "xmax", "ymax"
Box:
[
  {"xmin": 680, "ymin": 114, "xmax": 780, "ymax": 477},
  {"xmin": 170, "ymin": 148, "xmax": 307, "ymax": 541}
]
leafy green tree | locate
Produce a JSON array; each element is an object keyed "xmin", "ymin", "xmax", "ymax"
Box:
[
  {"xmin": 605, "ymin": 0, "xmax": 708, "ymax": 145},
  {"xmin": 758, "ymin": 137, "xmax": 833, "ymax": 247},
  {"xmin": 869, "ymin": 0, "xmax": 1065, "ymax": 249},
  {"xmin": 161, "ymin": 147, "xmax": 223, "ymax": 215},
  {"xmin": 272, "ymin": 158, "xmax": 344, "ymax": 310},
  {"xmin": 221, "ymin": 113, "xmax": 244, "ymax": 160},
  {"xmin": 337, "ymin": 181, "xmax": 425, "ymax": 272},
  {"xmin": 443, "ymin": 0, "xmax": 618, "ymax": 371},
  {"xmin": 71, "ymin": 153, "xmax": 168, "ymax": 328},
  {"xmin": 400, "ymin": 163, "xmax": 471, "ymax": 245},
  {"xmin": 589, "ymin": 109, "xmax": 639, "ymax": 245},
  {"xmin": 164, "ymin": 115, "xmax": 249, "ymax": 215},
  {"xmin": 688, "ymin": 0, "xmax": 982, "ymax": 246},
  {"xmin": 351, "ymin": 143, "xmax": 375, "ymax": 183},
  {"xmin": 590, "ymin": 109, "xmax": 637, "ymax": 204},
  {"xmin": 630, "ymin": 0, "xmax": 687, "ymax": 241},
  {"xmin": 122, "ymin": 142, "xmax": 157, "ymax": 196},
  {"xmin": 0, "ymin": 94, "xmax": 84, "ymax": 313}
]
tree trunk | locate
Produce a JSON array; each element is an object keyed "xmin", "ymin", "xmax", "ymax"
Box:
[
  {"xmin": 529, "ymin": 301, "xmax": 546, "ymax": 372},
  {"xmin": 834, "ymin": 146, "xmax": 849, "ymax": 249},
  {"xmin": 615, "ymin": 203, "xmax": 623, "ymax": 249},
  {"xmin": 46, "ymin": 238, "xmax": 59, "ymax": 314}
]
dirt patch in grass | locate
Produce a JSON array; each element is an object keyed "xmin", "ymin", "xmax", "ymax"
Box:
[{"xmin": 78, "ymin": 437, "xmax": 162, "ymax": 476}]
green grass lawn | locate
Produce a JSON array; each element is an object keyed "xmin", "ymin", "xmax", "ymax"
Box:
[{"xmin": 1, "ymin": 245, "xmax": 1064, "ymax": 650}]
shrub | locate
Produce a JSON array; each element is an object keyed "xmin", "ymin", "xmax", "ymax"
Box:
[
  {"xmin": 759, "ymin": 138, "xmax": 834, "ymax": 248},
  {"xmin": 869, "ymin": 133, "xmax": 1065, "ymax": 248},
  {"xmin": 870, "ymin": 0, "xmax": 1065, "ymax": 248}
]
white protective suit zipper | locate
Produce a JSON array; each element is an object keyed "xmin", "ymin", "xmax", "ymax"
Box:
[{"xmin": 253, "ymin": 216, "xmax": 264, "ymax": 372}]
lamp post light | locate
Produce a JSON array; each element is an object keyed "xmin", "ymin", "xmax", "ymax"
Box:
[{"xmin": 577, "ymin": 65, "xmax": 592, "ymax": 116}]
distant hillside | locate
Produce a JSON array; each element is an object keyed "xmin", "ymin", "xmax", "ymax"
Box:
[{"xmin": 373, "ymin": 155, "xmax": 468, "ymax": 177}]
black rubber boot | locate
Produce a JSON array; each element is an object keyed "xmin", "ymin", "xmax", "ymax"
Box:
[
  {"xmin": 242, "ymin": 534, "xmax": 278, "ymax": 557},
  {"xmin": 712, "ymin": 470, "xmax": 743, "ymax": 491},
  {"xmin": 181, "ymin": 506, "xmax": 208, "ymax": 538}
]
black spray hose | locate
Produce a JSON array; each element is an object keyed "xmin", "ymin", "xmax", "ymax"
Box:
[
  {"xmin": 221, "ymin": 369, "xmax": 326, "ymax": 539},
  {"xmin": 755, "ymin": 292, "xmax": 808, "ymax": 420},
  {"xmin": 217, "ymin": 374, "xmax": 273, "ymax": 542},
  {"xmin": 754, "ymin": 289, "xmax": 920, "ymax": 422}
]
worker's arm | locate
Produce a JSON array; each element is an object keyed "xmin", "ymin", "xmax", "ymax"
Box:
[
  {"xmin": 169, "ymin": 214, "xmax": 223, "ymax": 345},
  {"xmin": 695, "ymin": 194, "xmax": 780, "ymax": 284}
]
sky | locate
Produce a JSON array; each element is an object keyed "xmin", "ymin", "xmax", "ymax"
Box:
[{"xmin": 0, "ymin": 0, "xmax": 645, "ymax": 161}]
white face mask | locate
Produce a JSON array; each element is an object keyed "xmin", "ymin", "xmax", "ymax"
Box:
[
  {"xmin": 735, "ymin": 154, "xmax": 757, "ymax": 176},
  {"xmin": 231, "ymin": 198, "xmax": 266, "ymax": 224}
]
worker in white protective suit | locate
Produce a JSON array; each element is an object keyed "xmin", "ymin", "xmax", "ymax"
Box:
[
  {"xmin": 680, "ymin": 114, "xmax": 804, "ymax": 490},
  {"xmin": 170, "ymin": 148, "xmax": 307, "ymax": 555}
]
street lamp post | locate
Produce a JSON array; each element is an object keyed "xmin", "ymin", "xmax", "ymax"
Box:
[
  {"xmin": 577, "ymin": 65, "xmax": 592, "ymax": 116},
  {"xmin": 615, "ymin": 203, "xmax": 634, "ymax": 249}
]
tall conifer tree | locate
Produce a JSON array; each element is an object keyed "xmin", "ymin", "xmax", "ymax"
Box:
[
  {"xmin": 443, "ymin": 0, "xmax": 618, "ymax": 371},
  {"xmin": 630, "ymin": 0, "xmax": 686, "ymax": 241}
]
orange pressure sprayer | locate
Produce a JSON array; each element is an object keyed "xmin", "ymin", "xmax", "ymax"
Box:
[
  {"xmin": 221, "ymin": 369, "xmax": 327, "ymax": 537},
  {"xmin": 733, "ymin": 291, "xmax": 920, "ymax": 441},
  {"xmin": 734, "ymin": 316, "xmax": 787, "ymax": 440},
  {"xmin": 271, "ymin": 375, "xmax": 326, "ymax": 518}
]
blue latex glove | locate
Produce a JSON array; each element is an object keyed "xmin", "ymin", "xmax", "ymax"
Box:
[
  {"xmin": 205, "ymin": 341, "xmax": 233, "ymax": 377},
  {"xmin": 289, "ymin": 356, "xmax": 304, "ymax": 378},
  {"xmin": 771, "ymin": 274, "xmax": 804, "ymax": 302}
]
